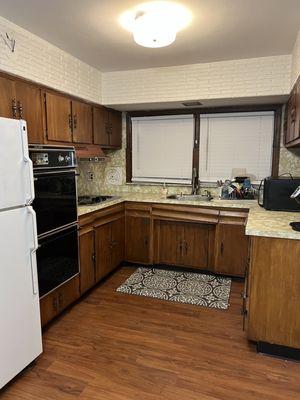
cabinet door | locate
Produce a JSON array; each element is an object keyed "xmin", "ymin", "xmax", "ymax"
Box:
[
  {"xmin": 39, "ymin": 291, "xmax": 60, "ymax": 327},
  {"xmin": 94, "ymin": 222, "xmax": 112, "ymax": 281},
  {"xmin": 79, "ymin": 226, "xmax": 95, "ymax": 294},
  {"xmin": 153, "ymin": 220, "xmax": 184, "ymax": 265},
  {"xmin": 0, "ymin": 75, "xmax": 15, "ymax": 118},
  {"xmin": 15, "ymin": 81, "xmax": 44, "ymax": 144},
  {"xmin": 285, "ymin": 89, "xmax": 297, "ymax": 144},
  {"xmin": 125, "ymin": 215, "xmax": 150, "ymax": 263},
  {"xmin": 93, "ymin": 106, "xmax": 109, "ymax": 146},
  {"xmin": 72, "ymin": 100, "xmax": 93, "ymax": 144},
  {"xmin": 111, "ymin": 216, "xmax": 125, "ymax": 269},
  {"xmin": 214, "ymin": 224, "xmax": 249, "ymax": 277},
  {"xmin": 183, "ymin": 223, "xmax": 209, "ymax": 270},
  {"xmin": 57, "ymin": 275, "xmax": 80, "ymax": 312},
  {"xmin": 44, "ymin": 92, "xmax": 72, "ymax": 142},
  {"xmin": 109, "ymin": 110, "xmax": 122, "ymax": 148}
]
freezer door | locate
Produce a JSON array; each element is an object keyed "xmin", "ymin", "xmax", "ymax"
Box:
[
  {"xmin": 0, "ymin": 206, "xmax": 42, "ymax": 389},
  {"xmin": 0, "ymin": 118, "xmax": 35, "ymax": 210}
]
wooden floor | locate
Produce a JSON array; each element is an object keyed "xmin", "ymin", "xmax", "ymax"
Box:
[{"xmin": 2, "ymin": 266, "xmax": 300, "ymax": 400}]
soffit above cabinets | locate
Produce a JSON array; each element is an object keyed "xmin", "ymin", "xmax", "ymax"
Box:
[{"xmin": 0, "ymin": 0, "xmax": 300, "ymax": 71}]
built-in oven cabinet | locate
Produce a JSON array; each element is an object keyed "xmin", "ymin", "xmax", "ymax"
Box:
[{"xmin": 40, "ymin": 275, "xmax": 80, "ymax": 327}]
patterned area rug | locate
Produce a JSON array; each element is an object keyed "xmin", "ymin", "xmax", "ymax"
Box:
[{"xmin": 116, "ymin": 267, "xmax": 231, "ymax": 310}]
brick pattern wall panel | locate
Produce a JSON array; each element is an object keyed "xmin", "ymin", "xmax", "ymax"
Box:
[
  {"xmin": 0, "ymin": 16, "xmax": 102, "ymax": 103},
  {"xmin": 102, "ymin": 55, "xmax": 291, "ymax": 106}
]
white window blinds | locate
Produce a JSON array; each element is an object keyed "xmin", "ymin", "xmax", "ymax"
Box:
[
  {"xmin": 199, "ymin": 112, "xmax": 274, "ymax": 183},
  {"xmin": 132, "ymin": 115, "xmax": 194, "ymax": 184}
]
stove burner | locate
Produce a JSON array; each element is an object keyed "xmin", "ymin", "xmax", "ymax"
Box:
[{"xmin": 78, "ymin": 195, "xmax": 114, "ymax": 206}]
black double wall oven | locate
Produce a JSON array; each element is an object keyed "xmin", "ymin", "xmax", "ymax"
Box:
[{"xmin": 29, "ymin": 146, "xmax": 79, "ymax": 298}]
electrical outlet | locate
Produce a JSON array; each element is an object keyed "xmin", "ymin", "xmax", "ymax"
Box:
[{"xmin": 87, "ymin": 172, "xmax": 94, "ymax": 181}]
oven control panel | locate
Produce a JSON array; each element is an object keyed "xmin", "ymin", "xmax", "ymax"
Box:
[{"xmin": 29, "ymin": 146, "xmax": 77, "ymax": 169}]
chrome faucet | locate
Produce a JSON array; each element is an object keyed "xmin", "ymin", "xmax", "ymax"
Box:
[{"xmin": 191, "ymin": 167, "xmax": 199, "ymax": 195}]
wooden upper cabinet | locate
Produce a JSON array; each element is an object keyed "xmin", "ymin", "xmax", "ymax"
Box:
[
  {"xmin": 72, "ymin": 100, "xmax": 93, "ymax": 144},
  {"xmin": 109, "ymin": 110, "xmax": 122, "ymax": 148},
  {"xmin": 93, "ymin": 106, "xmax": 110, "ymax": 146},
  {"xmin": 14, "ymin": 81, "xmax": 44, "ymax": 144},
  {"xmin": 93, "ymin": 107, "xmax": 122, "ymax": 148},
  {"xmin": 0, "ymin": 75, "xmax": 16, "ymax": 118},
  {"xmin": 214, "ymin": 211, "xmax": 249, "ymax": 277},
  {"xmin": 44, "ymin": 92, "xmax": 72, "ymax": 142},
  {"xmin": 285, "ymin": 78, "xmax": 300, "ymax": 147}
]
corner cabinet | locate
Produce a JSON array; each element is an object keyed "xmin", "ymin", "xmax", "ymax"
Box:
[
  {"xmin": 78, "ymin": 203, "xmax": 125, "ymax": 295},
  {"xmin": 93, "ymin": 106, "xmax": 122, "ymax": 148},
  {"xmin": 284, "ymin": 77, "xmax": 300, "ymax": 147},
  {"xmin": 125, "ymin": 203, "xmax": 152, "ymax": 264}
]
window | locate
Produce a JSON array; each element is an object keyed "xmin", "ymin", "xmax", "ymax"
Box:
[
  {"xmin": 132, "ymin": 115, "xmax": 194, "ymax": 184},
  {"xmin": 199, "ymin": 112, "xmax": 274, "ymax": 183}
]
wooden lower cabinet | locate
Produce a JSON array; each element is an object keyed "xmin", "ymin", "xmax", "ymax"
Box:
[
  {"xmin": 95, "ymin": 216, "xmax": 124, "ymax": 281},
  {"xmin": 125, "ymin": 203, "xmax": 151, "ymax": 264},
  {"xmin": 246, "ymin": 236, "xmax": 300, "ymax": 349},
  {"xmin": 153, "ymin": 219, "xmax": 213, "ymax": 270},
  {"xmin": 79, "ymin": 226, "xmax": 96, "ymax": 294},
  {"xmin": 214, "ymin": 211, "xmax": 249, "ymax": 277},
  {"xmin": 40, "ymin": 275, "xmax": 80, "ymax": 327}
]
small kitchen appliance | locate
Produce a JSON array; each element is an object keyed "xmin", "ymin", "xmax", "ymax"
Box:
[
  {"xmin": 258, "ymin": 177, "xmax": 300, "ymax": 211},
  {"xmin": 290, "ymin": 186, "xmax": 300, "ymax": 231}
]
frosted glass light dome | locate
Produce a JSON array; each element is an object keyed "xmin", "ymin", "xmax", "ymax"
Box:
[{"xmin": 119, "ymin": 1, "xmax": 192, "ymax": 48}]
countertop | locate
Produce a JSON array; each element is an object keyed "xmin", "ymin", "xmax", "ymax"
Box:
[{"xmin": 78, "ymin": 193, "xmax": 300, "ymax": 241}]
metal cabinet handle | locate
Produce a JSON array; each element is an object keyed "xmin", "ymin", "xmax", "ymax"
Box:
[
  {"xmin": 12, "ymin": 98, "xmax": 17, "ymax": 118},
  {"xmin": 220, "ymin": 242, "xmax": 224, "ymax": 256},
  {"xmin": 17, "ymin": 100, "xmax": 23, "ymax": 119},
  {"xmin": 58, "ymin": 292, "xmax": 63, "ymax": 308},
  {"xmin": 53, "ymin": 297, "xmax": 58, "ymax": 312},
  {"xmin": 73, "ymin": 114, "xmax": 77, "ymax": 129},
  {"xmin": 68, "ymin": 114, "xmax": 73, "ymax": 129}
]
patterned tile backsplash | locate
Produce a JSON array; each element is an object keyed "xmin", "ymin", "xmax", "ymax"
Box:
[{"xmin": 77, "ymin": 114, "xmax": 300, "ymax": 196}]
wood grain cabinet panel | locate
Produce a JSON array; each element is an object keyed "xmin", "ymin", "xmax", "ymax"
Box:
[
  {"xmin": 247, "ymin": 236, "xmax": 300, "ymax": 349},
  {"xmin": 214, "ymin": 224, "xmax": 249, "ymax": 277},
  {"xmin": 285, "ymin": 78, "xmax": 300, "ymax": 147},
  {"xmin": 109, "ymin": 110, "xmax": 122, "ymax": 148},
  {"xmin": 39, "ymin": 275, "xmax": 80, "ymax": 327},
  {"xmin": 44, "ymin": 92, "xmax": 72, "ymax": 142},
  {"xmin": 0, "ymin": 75, "xmax": 15, "ymax": 118},
  {"xmin": 154, "ymin": 220, "xmax": 211, "ymax": 270},
  {"xmin": 93, "ymin": 106, "xmax": 110, "ymax": 146},
  {"xmin": 125, "ymin": 215, "xmax": 150, "ymax": 263},
  {"xmin": 72, "ymin": 100, "xmax": 93, "ymax": 144},
  {"xmin": 79, "ymin": 226, "xmax": 96, "ymax": 294},
  {"xmin": 14, "ymin": 81, "xmax": 44, "ymax": 143},
  {"xmin": 93, "ymin": 107, "xmax": 122, "ymax": 148}
]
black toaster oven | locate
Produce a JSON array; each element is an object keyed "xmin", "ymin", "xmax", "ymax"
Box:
[{"xmin": 258, "ymin": 177, "xmax": 300, "ymax": 211}]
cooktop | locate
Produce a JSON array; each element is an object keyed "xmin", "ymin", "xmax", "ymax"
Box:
[{"xmin": 78, "ymin": 195, "xmax": 116, "ymax": 206}]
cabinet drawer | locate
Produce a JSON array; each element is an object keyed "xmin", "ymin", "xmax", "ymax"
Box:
[{"xmin": 40, "ymin": 275, "xmax": 80, "ymax": 327}]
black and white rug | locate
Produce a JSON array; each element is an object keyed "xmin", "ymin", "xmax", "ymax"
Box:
[{"xmin": 116, "ymin": 267, "xmax": 231, "ymax": 310}]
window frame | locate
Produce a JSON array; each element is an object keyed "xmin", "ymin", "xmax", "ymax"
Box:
[{"xmin": 126, "ymin": 105, "xmax": 282, "ymax": 185}]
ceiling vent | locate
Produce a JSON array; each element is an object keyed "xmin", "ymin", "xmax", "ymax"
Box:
[{"xmin": 182, "ymin": 101, "xmax": 203, "ymax": 107}]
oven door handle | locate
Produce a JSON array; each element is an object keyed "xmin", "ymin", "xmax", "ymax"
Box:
[
  {"xmin": 34, "ymin": 169, "xmax": 77, "ymax": 177},
  {"xmin": 27, "ymin": 206, "xmax": 39, "ymax": 295}
]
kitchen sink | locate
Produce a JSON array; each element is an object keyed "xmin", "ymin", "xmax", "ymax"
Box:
[{"xmin": 166, "ymin": 194, "xmax": 213, "ymax": 202}]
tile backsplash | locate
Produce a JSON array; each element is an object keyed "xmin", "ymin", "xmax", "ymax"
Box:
[{"xmin": 77, "ymin": 113, "xmax": 300, "ymax": 196}]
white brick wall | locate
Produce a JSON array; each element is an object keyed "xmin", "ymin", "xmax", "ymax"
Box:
[
  {"xmin": 0, "ymin": 16, "xmax": 102, "ymax": 103},
  {"xmin": 291, "ymin": 29, "xmax": 300, "ymax": 86},
  {"xmin": 102, "ymin": 55, "xmax": 292, "ymax": 106}
]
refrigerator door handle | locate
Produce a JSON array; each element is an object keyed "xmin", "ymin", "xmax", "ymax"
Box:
[
  {"xmin": 27, "ymin": 207, "xmax": 39, "ymax": 295},
  {"xmin": 20, "ymin": 121, "xmax": 35, "ymax": 205}
]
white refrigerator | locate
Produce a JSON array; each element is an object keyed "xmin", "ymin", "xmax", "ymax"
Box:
[{"xmin": 0, "ymin": 117, "xmax": 42, "ymax": 389}]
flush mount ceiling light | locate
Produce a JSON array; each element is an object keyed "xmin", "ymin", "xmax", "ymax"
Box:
[{"xmin": 119, "ymin": 1, "xmax": 192, "ymax": 48}]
